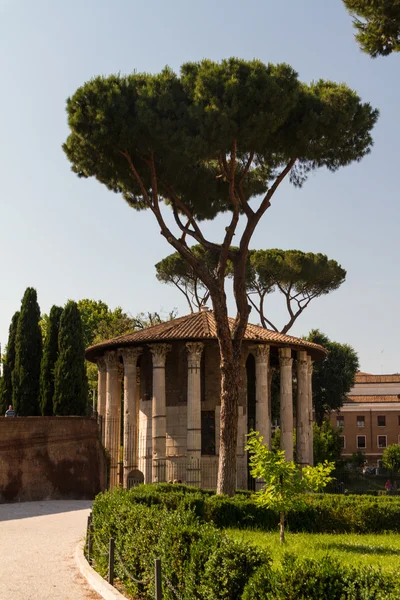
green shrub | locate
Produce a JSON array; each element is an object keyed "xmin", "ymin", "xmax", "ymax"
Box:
[
  {"xmin": 90, "ymin": 486, "xmax": 400, "ymax": 599},
  {"xmin": 243, "ymin": 554, "xmax": 399, "ymax": 600}
]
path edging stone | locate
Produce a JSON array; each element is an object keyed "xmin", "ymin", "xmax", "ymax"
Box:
[{"xmin": 75, "ymin": 542, "xmax": 127, "ymax": 600}]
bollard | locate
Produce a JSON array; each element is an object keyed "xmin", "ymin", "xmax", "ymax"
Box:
[
  {"xmin": 108, "ymin": 538, "xmax": 115, "ymax": 586},
  {"xmin": 88, "ymin": 523, "xmax": 94, "ymax": 563},
  {"xmin": 155, "ymin": 558, "xmax": 162, "ymax": 600}
]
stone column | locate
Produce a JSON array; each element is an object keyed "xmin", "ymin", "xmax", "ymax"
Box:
[
  {"xmin": 186, "ymin": 342, "xmax": 204, "ymax": 487},
  {"xmin": 104, "ymin": 350, "xmax": 120, "ymax": 488},
  {"xmin": 120, "ymin": 347, "xmax": 142, "ymax": 488},
  {"xmin": 296, "ymin": 350, "xmax": 309, "ymax": 466},
  {"xmin": 97, "ymin": 357, "xmax": 107, "ymax": 445},
  {"xmin": 307, "ymin": 355, "xmax": 314, "ymax": 466},
  {"xmin": 149, "ymin": 344, "xmax": 171, "ymax": 482},
  {"xmin": 279, "ymin": 347, "xmax": 293, "ymax": 461},
  {"xmin": 255, "ymin": 345, "xmax": 271, "ymax": 448}
]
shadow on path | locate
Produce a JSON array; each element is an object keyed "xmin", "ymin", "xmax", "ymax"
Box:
[{"xmin": 0, "ymin": 500, "xmax": 92, "ymax": 522}]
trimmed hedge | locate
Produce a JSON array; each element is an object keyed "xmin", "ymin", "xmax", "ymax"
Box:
[
  {"xmin": 93, "ymin": 483, "xmax": 400, "ymax": 533},
  {"xmin": 90, "ymin": 485, "xmax": 400, "ymax": 599}
]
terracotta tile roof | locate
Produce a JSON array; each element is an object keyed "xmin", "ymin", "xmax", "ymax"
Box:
[
  {"xmin": 346, "ymin": 395, "xmax": 400, "ymax": 404},
  {"xmin": 85, "ymin": 310, "xmax": 327, "ymax": 362},
  {"xmin": 355, "ymin": 372, "xmax": 400, "ymax": 384}
]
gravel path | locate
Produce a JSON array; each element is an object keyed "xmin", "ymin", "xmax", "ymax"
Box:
[{"xmin": 0, "ymin": 500, "xmax": 102, "ymax": 600}]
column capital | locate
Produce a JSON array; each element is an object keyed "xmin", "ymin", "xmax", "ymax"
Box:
[
  {"xmin": 254, "ymin": 345, "xmax": 270, "ymax": 362},
  {"xmin": 120, "ymin": 347, "xmax": 143, "ymax": 367},
  {"xmin": 186, "ymin": 342, "xmax": 204, "ymax": 364},
  {"xmin": 104, "ymin": 350, "xmax": 119, "ymax": 370},
  {"xmin": 297, "ymin": 350, "xmax": 308, "ymax": 371},
  {"xmin": 279, "ymin": 347, "xmax": 293, "ymax": 367},
  {"xmin": 149, "ymin": 344, "xmax": 171, "ymax": 367},
  {"xmin": 97, "ymin": 357, "xmax": 106, "ymax": 373}
]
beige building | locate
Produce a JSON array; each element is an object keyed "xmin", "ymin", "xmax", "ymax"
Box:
[
  {"xmin": 86, "ymin": 309, "xmax": 326, "ymax": 489},
  {"xmin": 330, "ymin": 372, "xmax": 400, "ymax": 465}
]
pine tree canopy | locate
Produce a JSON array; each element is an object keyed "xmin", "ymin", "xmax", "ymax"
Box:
[
  {"xmin": 63, "ymin": 58, "xmax": 378, "ymax": 223},
  {"xmin": 343, "ymin": 0, "xmax": 400, "ymax": 57},
  {"xmin": 12, "ymin": 288, "xmax": 42, "ymax": 416},
  {"xmin": 53, "ymin": 300, "xmax": 88, "ymax": 416},
  {"xmin": 0, "ymin": 311, "xmax": 20, "ymax": 414},
  {"xmin": 40, "ymin": 305, "xmax": 63, "ymax": 416},
  {"xmin": 246, "ymin": 249, "xmax": 346, "ymax": 333}
]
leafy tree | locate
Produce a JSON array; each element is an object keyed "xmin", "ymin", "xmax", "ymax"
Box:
[
  {"xmin": 53, "ymin": 300, "xmax": 88, "ymax": 415},
  {"xmin": 271, "ymin": 421, "xmax": 342, "ymax": 467},
  {"xmin": 305, "ymin": 330, "xmax": 359, "ymax": 425},
  {"xmin": 39, "ymin": 305, "xmax": 63, "ymax": 416},
  {"xmin": 12, "ymin": 288, "xmax": 42, "ymax": 416},
  {"xmin": 0, "ymin": 311, "xmax": 20, "ymax": 414},
  {"xmin": 155, "ymin": 248, "xmax": 219, "ymax": 312},
  {"xmin": 63, "ymin": 58, "xmax": 378, "ymax": 495},
  {"xmin": 382, "ymin": 444, "xmax": 400, "ymax": 473},
  {"xmin": 246, "ymin": 431, "xmax": 334, "ymax": 543},
  {"xmin": 343, "ymin": 0, "xmax": 400, "ymax": 57},
  {"xmin": 246, "ymin": 249, "xmax": 346, "ymax": 333},
  {"xmin": 313, "ymin": 420, "xmax": 343, "ymax": 467}
]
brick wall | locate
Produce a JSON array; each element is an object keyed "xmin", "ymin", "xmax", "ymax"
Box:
[{"xmin": 0, "ymin": 417, "xmax": 106, "ymax": 503}]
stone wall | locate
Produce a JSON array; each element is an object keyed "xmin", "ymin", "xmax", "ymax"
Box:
[{"xmin": 0, "ymin": 417, "xmax": 106, "ymax": 503}]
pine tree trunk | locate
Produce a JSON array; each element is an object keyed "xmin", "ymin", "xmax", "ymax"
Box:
[
  {"xmin": 279, "ymin": 511, "xmax": 285, "ymax": 544},
  {"xmin": 212, "ymin": 291, "xmax": 241, "ymax": 497}
]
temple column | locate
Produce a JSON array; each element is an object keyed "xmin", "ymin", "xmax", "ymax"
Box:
[
  {"xmin": 296, "ymin": 350, "xmax": 309, "ymax": 466},
  {"xmin": 307, "ymin": 355, "xmax": 314, "ymax": 466},
  {"xmin": 255, "ymin": 345, "xmax": 271, "ymax": 448},
  {"xmin": 104, "ymin": 350, "xmax": 121, "ymax": 488},
  {"xmin": 120, "ymin": 347, "xmax": 142, "ymax": 488},
  {"xmin": 96, "ymin": 357, "xmax": 107, "ymax": 445},
  {"xmin": 149, "ymin": 344, "xmax": 171, "ymax": 482},
  {"xmin": 279, "ymin": 347, "xmax": 293, "ymax": 461},
  {"xmin": 186, "ymin": 342, "xmax": 204, "ymax": 487}
]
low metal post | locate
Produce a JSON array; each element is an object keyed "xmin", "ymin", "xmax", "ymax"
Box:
[
  {"xmin": 108, "ymin": 538, "xmax": 115, "ymax": 586},
  {"xmin": 155, "ymin": 558, "xmax": 162, "ymax": 600},
  {"xmin": 88, "ymin": 523, "xmax": 94, "ymax": 563}
]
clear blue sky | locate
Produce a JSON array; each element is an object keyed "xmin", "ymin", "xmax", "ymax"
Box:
[{"xmin": 0, "ymin": 0, "xmax": 399, "ymax": 373}]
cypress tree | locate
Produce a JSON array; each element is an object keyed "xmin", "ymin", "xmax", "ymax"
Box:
[
  {"xmin": 39, "ymin": 305, "xmax": 63, "ymax": 416},
  {"xmin": 13, "ymin": 288, "xmax": 42, "ymax": 416},
  {"xmin": 53, "ymin": 300, "xmax": 88, "ymax": 416},
  {"xmin": 0, "ymin": 311, "xmax": 20, "ymax": 414}
]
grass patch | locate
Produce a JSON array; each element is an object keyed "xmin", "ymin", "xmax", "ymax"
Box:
[{"xmin": 227, "ymin": 529, "xmax": 400, "ymax": 572}]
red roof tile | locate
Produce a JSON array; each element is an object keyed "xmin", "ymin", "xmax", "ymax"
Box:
[{"xmin": 85, "ymin": 310, "xmax": 326, "ymax": 362}]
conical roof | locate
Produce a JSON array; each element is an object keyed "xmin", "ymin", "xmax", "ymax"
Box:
[{"xmin": 85, "ymin": 310, "xmax": 326, "ymax": 362}]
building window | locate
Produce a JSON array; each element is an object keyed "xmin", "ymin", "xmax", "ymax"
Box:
[
  {"xmin": 357, "ymin": 416, "xmax": 365, "ymax": 428},
  {"xmin": 398, "ymin": 415, "xmax": 400, "ymax": 426},
  {"xmin": 201, "ymin": 411, "xmax": 216, "ymax": 455},
  {"xmin": 336, "ymin": 416, "xmax": 344, "ymax": 428},
  {"xmin": 377, "ymin": 435, "xmax": 387, "ymax": 449},
  {"xmin": 377, "ymin": 415, "xmax": 386, "ymax": 427},
  {"xmin": 357, "ymin": 435, "xmax": 366, "ymax": 449},
  {"xmin": 340, "ymin": 436, "xmax": 346, "ymax": 449}
]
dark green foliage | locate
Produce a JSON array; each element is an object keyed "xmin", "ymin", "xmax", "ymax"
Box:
[
  {"xmin": 90, "ymin": 486, "xmax": 400, "ymax": 599},
  {"xmin": 305, "ymin": 330, "xmax": 360, "ymax": 425},
  {"xmin": 313, "ymin": 420, "xmax": 344, "ymax": 466},
  {"xmin": 155, "ymin": 245, "xmax": 220, "ymax": 312},
  {"xmin": 343, "ymin": 0, "xmax": 400, "ymax": 57},
  {"xmin": 246, "ymin": 249, "xmax": 346, "ymax": 333},
  {"xmin": 53, "ymin": 300, "xmax": 88, "ymax": 415},
  {"xmin": 0, "ymin": 311, "xmax": 20, "ymax": 414},
  {"xmin": 243, "ymin": 554, "xmax": 397, "ymax": 600},
  {"xmin": 382, "ymin": 444, "xmax": 400, "ymax": 473},
  {"xmin": 39, "ymin": 305, "xmax": 63, "ymax": 416},
  {"xmin": 12, "ymin": 288, "xmax": 42, "ymax": 416}
]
